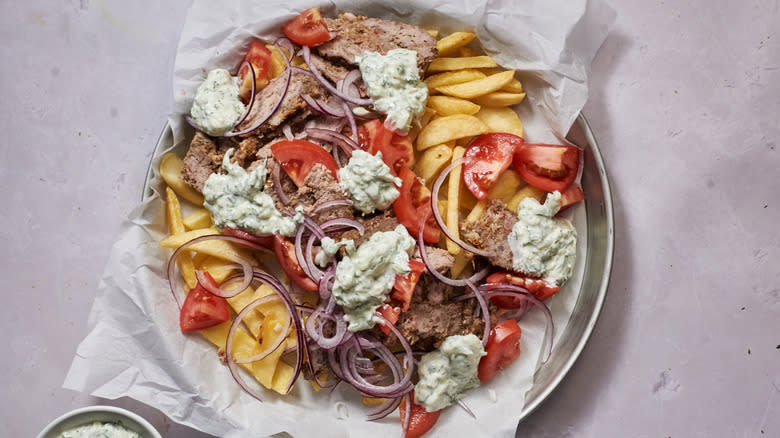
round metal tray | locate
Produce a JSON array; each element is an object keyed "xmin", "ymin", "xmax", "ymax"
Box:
[{"xmin": 143, "ymin": 113, "xmax": 614, "ymax": 430}]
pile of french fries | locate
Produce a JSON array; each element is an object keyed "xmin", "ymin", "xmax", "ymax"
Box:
[
  {"xmin": 409, "ymin": 30, "xmax": 548, "ymax": 276},
  {"xmin": 156, "ymin": 29, "xmax": 551, "ymax": 397}
]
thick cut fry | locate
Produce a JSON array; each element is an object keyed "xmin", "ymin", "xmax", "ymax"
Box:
[
  {"xmin": 225, "ymin": 286, "xmax": 267, "ymax": 338},
  {"xmin": 446, "ymin": 147, "xmax": 466, "ymax": 255},
  {"xmin": 435, "ymin": 70, "xmax": 515, "ymax": 99},
  {"xmin": 183, "ymin": 208, "xmax": 213, "ymax": 230},
  {"xmin": 427, "ymin": 56, "xmax": 498, "ymax": 73},
  {"xmin": 472, "ymin": 92, "xmax": 527, "ymax": 107},
  {"xmin": 408, "ymin": 107, "xmax": 437, "ymax": 143},
  {"xmin": 159, "ymin": 153, "xmax": 204, "ymax": 206},
  {"xmin": 195, "ymin": 256, "xmax": 236, "ymax": 283},
  {"xmin": 487, "ymin": 169, "xmax": 525, "ymax": 202},
  {"xmin": 427, "ymin": 95, "xmax": 481, "ymax": 116},
  {"xmin": 457, "ymin": 47, "xmax": 478, "ymax": 57},
  {"xmin": 474, "ymin": 107, "xmax": 525, "ymax": 138},
  {"xmin": 415, "ymin": 114, "xmax": 489, "ymax": 150},
  {"xmin": 450, "ymin": 251, "xmax": 473, "ymax": 279},
  {"xmin": 426, "ymin": 29, "xmax": 439, "ymax": 38},
  {"xmin": 425, "ymin": 69, "xmax": 486, "ymax": 91},
  {"xmin": 465, "ymin": 200, "xmax": 487, "ymax": 223},
  {"xmin": 436, "ymin": 31, "xmax": 477, "ymax": 57},
  {"xmin": 501, "ymin": 78, "xmax": 524, "ymax": 93},
  {"xmin": 166, "ymin": 187, "xmax": 197, "ymax": 289},
  {"xmin": 507, "ymin": 185, "xmax": 547, "ymax": 212},
  {"xmin": 415, "ymin": 145, "xmax": 453, "ymax": 184},
  {"xmin": 267, "ymin": 45, "xmax": 290, "ymax": 79},
  {"xmin": 159, "ymin": 228, "xmax": 254, "ymax": 264},
  {"xmin": 458, "ymin": 183, "xmax": 478, "ymax": 211}
]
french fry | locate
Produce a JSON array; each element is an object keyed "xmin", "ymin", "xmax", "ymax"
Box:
[
  {"xmin": 425, "ymin": 69, "xmax": 487, "ymax": 92},
  {"xmin": 415, "ymin": 114, "xmax": 489, "ymax": 150},
  {"xmin": 159, "ymin": 153, "xmax": 204, "ymax": 206},
  {"xmin": 487, "ymin": 169, "xmax": 525, "ymax": 202},
  {"xmin": 408, "ymin": 107, "xmax": 437, "ymax": 143},
  {"xmin": 166, "ymin": 187, "xmax": 197, "ymax": 289},
  {"xmin": 435, "ymin": 70, "xmax": 515, "ymax": 99},
  {"xmin": 450, "ymin": 251, "xmax": 473, "ymax": 279},
  {"xmin": 507, "ymin": 185, "xmax": 547, "ymax": 212},
  {"xmin": 415, "ymin": 144, "xmax": 453, "ymax": 184},
  {"xmin": 458, "ymin": 183, "xmax": 478, "ymax": 211},
  {"xmin": 446, "ymin": 146, "xmax": 466, "ymax": 255},
  {"xmin": 427, "ymin": 56, "xmax": 498, "ymax": 73},
  {"xmin": 436, "ymin": 31, "xmax": 477, "ymax": 57},
  {"xmin": 426, "ymin": 29, "xmax": 439, "ymax": 38},
  {"xmin": 195, "ymin": 256, "xmax": 236, "ymax": 283},
  {"xmin": 472, "ymin": 92, "xmax": 527, "ymax": 107},
  {"xmin": 183, "ymin": 208, "xmax": 213, "ymax": 230},
  {"xmin": 457, "ymin": 46, "xmax": 478, "ymax": 57},
  {"xmin": 159, "ymin": 228, "xmax": 255, "ymax": 264},
  {"xmin": 501, "ymin": 78, "xmax": 524, "ymax": 93},
  {"xmin": 474, "ymin": 107, "xmax": 524, "ymax": 138},
  {"xmin": 427, "ymin": 95, "xmax": 481, "ymax": 116},
  {"xmin": 465, "ymin": 200, "xmax": 487, "ymax": 223},
  {"xmin": 267, "ymin": 45, "xmax": 290, "ymax": 79}
]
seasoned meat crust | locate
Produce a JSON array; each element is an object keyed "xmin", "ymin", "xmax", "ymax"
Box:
[
  {"xmin": 286, "ymin": 163, "xmax": 352, "ymax": 223},
  {"xmin": 317, "ymin": 14, "xmax": 438, "ymax": 73},
  {"xmin": 460, "ymin": 199, "xmax": 518, "ymax": 271},
  {"xmin": 180, "ymin": 132, "xmax": 240, "ymax": 192}
]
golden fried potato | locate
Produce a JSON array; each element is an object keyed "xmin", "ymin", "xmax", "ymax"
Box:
[
  {"xmin": 475, "ymin": 107, "xmax": 524, "ymax": 138},
  {"xmin": 507, "ymin": 185, "xmax": 547, "ymax": 212},
  {"xmin": 415, "ymin": 144, "xmax": 453, "ymax": 184},
  {"xmin": 183, "ymin": 208, "xmax": 213, "ymax": 230},
  {"xmin": 427, "ymin": 56, "xmax": 498, "ymax": 73},
  {"xmin": 425, "ymin": 69, "xmax": 487, "ymax": 92},
  {"xmin": 457, "ymin": 47, "xmax": 478, "ymax": 57},
  {"xmin": 435, "ymin": 70, "xmax": 515, "ymax": 99},
  {"xmin": 472, "ymin": 92, "xmax": 527, "ymax": 107},
  {"xmin": 427, "ymin": 95, "xmax": 481, "ymax": 116},
  {"xmin": 159, "ymin": 153, "xmax": 204, "ymax": 206},
  {"xmin": 436, "ymin": 31, "xmax": 477, "ymax": 57},
  {"xmin": 465, "ymin": 200, "xmax": 487, "ymax": 223},
  {"xmin": 166, "ymin": 187, "xmax": 197, "ymax": 289},
  {"xmin": 415, "ymin": 114, "xmax": 489, "ymax": 150},
  {"xmin": 487, "ymin": 169, "xmax": 525, "ymax": 202},
  {"xmin": 501, "ymin": 78, "xmax": 524, "ymax": 93},
  {"xmin": 159, "ymin": 228, "xmax": 254, "ymax": 264},
  {"xmin": 446, "ymin": 147, "xmax": 466, "ymax": 255}
]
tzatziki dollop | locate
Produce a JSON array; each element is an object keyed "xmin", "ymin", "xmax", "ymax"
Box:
[
  {"xmin": 507, "ymin": 191, "xmax": 577, "ymax": 286},
  {"xmin": 356, "ymin": 49, "xmax": 428, "ymax": 131},
  {"xmin": 338, "ymin": 149, "xmax": 401, "ymax": 214},
  {"xmin": 190, "ymin": 68, "xmax": 245, "ymax": 136},
  {"xmin": 202, "ymin": 149, "xmax": 302, "ymax": 236},
  {"xmin": 414, "ymin": 334, "xmax": 486, "ymax": 411},
  {"xmin": 58, "ymin": 421, "xmax": 141, "ymax": 438},
  {"xmin": 332, "ymin": 224, "xmax": 414, "ymax": 331}
]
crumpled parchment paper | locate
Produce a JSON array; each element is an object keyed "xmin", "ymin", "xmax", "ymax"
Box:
[{"xmin": 63, "ymin": 1, "xmax": 615, "ymax": 436}]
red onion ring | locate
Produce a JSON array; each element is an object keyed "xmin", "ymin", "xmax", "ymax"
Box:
[
  {"xmin": 305, "ymin": 127, "xmax": 359, "ymax": 156},
  {"xmin": 195, "ymin": 260, "xmax": 252, "ymax": 298},
  {"xmin": 431, "ymin": 158, "xmax": 496, "ymax": 258},
  {"xmin": 228, "ymin": 295, "xmax": 292, "ymax": 365},
  {"xmin": 272, "ymin": 160, "xmax": 290, "ymax": 205},
  {"xmin": 312, "ymin": 199, "xmax": 354, "ymax": 214},
  {"xmin": 457, "ymin": 399, "xmax": 476, "ymax": 419},
  {"xmin": 402, "ymin": 392, "xmax": 412, "ymax": 435},
  {"xmin": 302, "ymin": 94, "xmax": 346, "ymax": 118},
  {"xmin": 300, "ymin": 46, "xmax": 372, "ymax": 106},
  {"xmin": 366, "ymin": 395, "xmax": 402, "ymax": 421},
  {"xmin": 342, "ymin": 101, "xmax": 359, "ymax": 144},
  {"xmin": 465, "ymin": 280, "xmax": 492, "ymax": 347}
]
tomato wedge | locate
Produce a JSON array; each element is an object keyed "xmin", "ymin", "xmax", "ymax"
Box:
[
  {"xmin": 558, "ymin": 185, "xmax": 585, "ymax": 211},
  {"xmin": 273, "ymin": 235, "xmax": 318, "ymax": 292},
  {"xmin": 223, "ymin": 227, "xmax": 274, "ymax": 250},
  {"xmin": 390, "ymin": 260, "xmax": 425, "ymax": 312},
  {"xmin": 512, "ymin": 143, "xmax": 581, "ymax": 193},
  {"xmin": 238, "ymin": 42, "xmax": 271, "ymax": 102},
  {"xmin": 462, "ymin": 133, "xmax": 524, "ymax": 200},
  {"xmin": 377, "ymin": 303, "xmax": 401, "ymax": 335},
  {"xmin": 270, "ymin": 139, "xmax": 339, "ymax": 187},
  {"xmin": 393, "ymin": 167, "xmax": 441, "ymax": 244},
  {"xmin": 485, "ymin": 271, "xmax": 561, "ymax": 306},
  {"xmin": 359, "ymin": 119, "xmax": 415, "ymax": 175},
  {"xmin": 478, "ymin": 319, "xmax": 523, "ymax": 382},
  {"xmin": 180, "ymin": 272, "xmax": 230, "ymax": 332},
  {"xmin": 281, "ymin": 7, "xmax": 331, "ymax": 47},
  {"xmin": 400, "ymin": 392, "xmax": 441, "ymax": 438}
]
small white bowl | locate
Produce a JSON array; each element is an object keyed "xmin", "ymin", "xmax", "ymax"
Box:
[{"xmin": 36, "ymin": 405, "xmax": 163, "ymax": 438}]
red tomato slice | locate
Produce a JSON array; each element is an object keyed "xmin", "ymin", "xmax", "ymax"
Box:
[
  {"xmin": 281, "ymin": 8, "xmax": 331, "ymax": 47},
  {"xmin": 478, "ymin": 319, "xmax": 523, "ymax": 382},
  {"xmin": 390, "ymin": 260, "xmax": 425, "ymax": 312},
  {"xmin": 400, "ymin": 392, "xmax": 441, "ymax": 438},
  {"xmin": 358, "ymin": 119, "xmax": 414, "ymax": 175},
  {"xmin": 512, "ymin": 143, "xmax": 581, "ymax": 193},
  {"xmin": 238, "ymin": 42, "xmax": 271, "ymax": 102},
  {"xmin": 180, "ymin": 272, "xmax": 230, "ymax": 332},
  {"xmin": 558, "ymin": 185, "xmax": 585, "ymax": 211},
  {"xmin": 273, "ymin": 235, "xmax": 318, "ymax": 292},
  {"xmin": 463, "ymin": 133, "xmax": 524, "ymax": 200},
  {"xmin": 393, "ymin": 167, "xmax": 441, "ymax": 244},
  {"xmin": 223, "ymin": 227, "xmax": 274, "ymax": 250},
  {"xmin": 485, "ymin": 271, "xmax": 561, "ymax": 306},
  {"xmin": 377, "ymin": 303, "xmax": 401, "ymax": 335},
  {"xmin": 270, "ymin": 139, "xmax": 339, "ymax": 187}
]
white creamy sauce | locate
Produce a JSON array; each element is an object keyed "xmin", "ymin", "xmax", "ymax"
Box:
[
  {"xmin": 202, "ymin": 149, "xmax": 302, "ymax": 236},
  {"xmin": 507, "ymin": 191, "xmax": 577, "ymax": 286},
  {"xmin": 314, "ymin": 236, "xmax": 355, "ymax": 267},
  {"xmin": 331, "ymin": 225, "xmax": 414, "ymax": 331},
  {"xmin": 338, "ymin": 149, "xmax": 401, "ymax": 214},
  {"xmin": 414, "ymin": 334, "xmax": 486, "ymax": 412},
  {"xmin": 190, "ymin": 68, "xmax": 246, "ymax": 136},
  {"xmin": 58, "ymin": 421, "xmax": 141, "ymax": 438},
  {"xmin": 356, "ymin": 49, "xmax": 428, "ymax": 131}
]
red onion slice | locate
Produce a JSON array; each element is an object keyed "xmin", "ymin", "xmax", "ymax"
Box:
[
  {"xmin": 300, "ymin": 46, "xmax": 372, "ymax": 107},
  {"xmin": 302, "ymin": 94, "xmax": 346, "ymax": 118},
  {"xmin": 431, "ymin": 158, "xmax": 496, "ymax": 258},
  {"xmin": 312, "ymin": 199, "xmax": 354, "ymax": 214},
  {"xmin": 465, "ymin": 280, "xmax": 492, "ymax": 347},
  {"xmin": 195, "ymin": 260, "xmax": 252, "ymax": 298},
  {"xmin": 272, "ymin": 160, "xmax": 291, "ymax": 205},
  {"xmin": 306, "ymin": 127, "xmax": 359, "ymax": 156},
  {"xmin": 228, "ymin": 295, "xmax": 292, "ymax": 364},
  {"xmin": 343, "ymin": 100, "xmax": 359, "ymax": 144}
]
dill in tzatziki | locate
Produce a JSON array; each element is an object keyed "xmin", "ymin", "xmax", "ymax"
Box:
[
  {"xmin": 190, "ymin": 68, "xmax": 245, "ymax": 136},
  {"xmin": 338, "ymin": 149, "xmax": 401, "ymax": 214},
  {"xmin": 414, "ymin": 334, "xmax": 486, "ymax": 411}
]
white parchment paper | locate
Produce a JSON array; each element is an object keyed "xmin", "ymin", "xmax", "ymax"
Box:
[{"xmin": 64, "ymin": 1, "xmax": 614, "ymax": 437}]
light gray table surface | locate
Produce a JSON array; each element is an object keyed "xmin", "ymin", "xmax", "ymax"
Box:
[{"xmin": 2, "ymin": 0, "xmax": 778, "ymax": 437}]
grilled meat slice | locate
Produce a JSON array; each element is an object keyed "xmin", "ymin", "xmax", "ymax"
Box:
[{"xmin": 460, "ymin": 199, "xmax": 518, "ymax": 271}]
